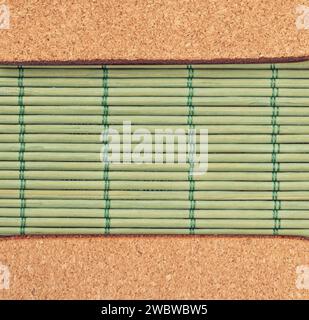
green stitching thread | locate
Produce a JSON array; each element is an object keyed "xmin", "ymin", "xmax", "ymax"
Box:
[
  {"xmin": 187, "ymin": 65, "xmax": 196, "ymax": 235},
  {"xmin": 18, "ymin": 66, "xmax": 26, "ymax": 235},
  {"xmin": 270, "ymin": 64, "xmax": 281, "ymax": 236},
  {"xmin": 102, "ymin": 65, "xmax": 110, "ymax": 234}
]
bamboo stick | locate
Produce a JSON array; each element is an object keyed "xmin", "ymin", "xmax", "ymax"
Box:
[
  {"xmin": 0, "ymin": 228, "xmax": 308, "ymax": 236},
  {"xmin": 1, "ymin": 171, "xmax": 309, "ymax": 181},
  {"xmin": 1, "ymin": 161, "xmax": 309, "ymax": 171},
  {"xmin": 3, "ymin": 61, "xmax": 309, "ymax": 68},
  {"xmin": 1, "ymin": 96, "xmax": 309, "ymax": 106},
  {"xmin": 0, "ymin": 124, "xmax": 308, "ymax": 135},
  {"xmin": 2, "ymin": 78, "xmax": 309, "ymax": 88},
  {"xmin": 1, "ymin": 143, "xmax": 309, "ymax": 154},
  {"xmin": 2, "ymin": 180, "xmax": 309, "ymax": 191},
  {"xmin": 2, "ymin": 115, "xmax": 309, "ymax": 125},
  {"xmin": 1, "ymin": 190, "xmax": 309, "ymax": 200},
  {"xmin": 2, "ymin": 133, "xmax": 307, "ymax": 144},
  {"xmin": 0, "ymin": 199, "xmax": 307, "ymax": 209},
  {"xmin": 2, "ymin": 133, "xmax": 309, "ymax": 144},
  {"xmin": 3, "ymin": 68, "xmax": 309, "ymax": 78},
  {"xmin": 3, "ymin": 87, "xmax": 309, "ymax": 97},
  {"xmin": 0, "ymin": 217, "xmax": 307, "ymax": 229},
  {"xmin": 0, "ymin": 152, "xmax": 308, "ymax": 162},
  {"xmin": 0, "ymin": 208, "xmax": 308, "ymax": 219},
  {"xmin": 2, "ymin": 106, "xmax": 309, "ymax": 116}
]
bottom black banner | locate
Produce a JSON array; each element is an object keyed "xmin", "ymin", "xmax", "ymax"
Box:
[{"xmin": 0, "ymin": 300, "xmax": 306, "ymax": 319}]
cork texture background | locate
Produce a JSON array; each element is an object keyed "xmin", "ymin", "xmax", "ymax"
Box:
[{"xmin": 0, "ymin": 0, "xmax": 309, "ymax": 299}]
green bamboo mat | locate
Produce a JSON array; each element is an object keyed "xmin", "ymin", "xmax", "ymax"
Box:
[{"xmin": 1, "ymin": 61, "xmax": 309, "ymax": 236}]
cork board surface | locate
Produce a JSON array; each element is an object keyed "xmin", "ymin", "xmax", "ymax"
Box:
[
  {"xmin": 0, "ymin": 0, "xmax": 309, "ymax": 299},
  {"xmin": 0, "ymin": 0, "xmax": 309, "ymax": 64}
]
